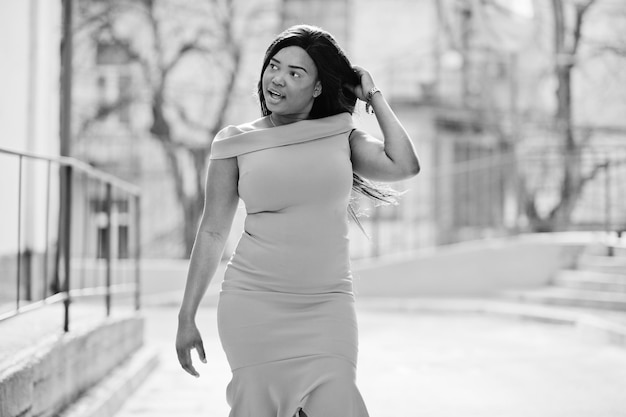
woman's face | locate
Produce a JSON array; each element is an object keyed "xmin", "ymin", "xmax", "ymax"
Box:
[{"xmin": 262, "ymin": 46, "xmax": 321, "ymax": 121}]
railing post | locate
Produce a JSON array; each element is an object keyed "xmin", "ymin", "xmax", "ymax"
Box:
[
  {"xmin": 63, "ymin": 165, "xmax": 73, "ymax": 332},
  {"xmin": 105, "ymin": 183, "xmax": 112, "ymax": 316},
  {"xmin": 432, "ymin": 161, "xmax": 441, "ymax": 245},
  {"xmin": 134, "ymin": 194, "xmax": 141, "ymax": 311},
  {"xmin": 16, "ymin": 156, "xmax": 23, "ymax": 312},
  {"xmin": 43, "ymin": 161, "xmax": 52, "ymax": 300},
  {"xmin": 23, "ymin": 249, "xmax": 32, "ymax": 301},
  {"xmin": 0, "ymin": 147, "xmax": 140, "ymax": 326},
  {"xmin": 604, "ymin": 159, "xmax": 613, "ymax": 256}
]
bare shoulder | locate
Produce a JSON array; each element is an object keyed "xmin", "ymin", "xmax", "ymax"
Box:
[
  {"xmin": 349, "ymin": 127, "xmax": 365, "ymax": 141},
  {"xmin": 214, "ymin": 117, "xmax": 268, "ymax": 142},
  {"xmin": 214, "ymin": 125, "xmax": 244, "ymax": 142},
  {"xmin": 241, "ymin": 116, "xmax": 269, "ymax": 131}
]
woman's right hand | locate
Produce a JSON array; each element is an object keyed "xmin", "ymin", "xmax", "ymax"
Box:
[{"xmin": 175, "ymin": 319, "xmax": 207, "ymax": 377}]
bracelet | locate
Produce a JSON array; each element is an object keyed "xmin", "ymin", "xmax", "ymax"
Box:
[{"xmin": 365, "ymin": 87, "xmax": 381, "ymax": 114}]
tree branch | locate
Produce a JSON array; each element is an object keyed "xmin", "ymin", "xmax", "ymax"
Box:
[
  {"xmin": 552, "ymin": 0, "xmax": 566, "ymax": 54},
  {"xmin": 211, "ymin": 46, "xmax": 241, "ymax": 135},
  {"xmin": 209, "ymin": 5, "xmax": 241, "ymax": 137},
  {"xmin": 596, "ymin": 44, "xmax": 626, "ymax": 58},
  {"xmin": 76, "ymin": 94, "xmax": 135, "ymax": 139},
  {"xmin": 163, "ymin": 30, "xmax": 214, "ymax": 76},
  {"xmin": 571, "ymin": 0, "xmax": 597, "ymax": 54},
  {"xmin": 548, "ymin": 158, "xmax": 607, "ymax": 219},
  {"xmin": 434, "ymin": 0, "xmax": 462, "ymax": 52},
  {"xmin": 172, "ymin": 102, "xmax": 212, "ymax": 132},
  {"xmin": 74, "ymin": 6, "xmax": 112, "ymax": 34},
  {"xmin": 143, "ymin": 0, "xmax": 165, "ymax": 74},
  {"xmin": 96, "ymin": 19, "xmax": 155, "ymax": 86}
]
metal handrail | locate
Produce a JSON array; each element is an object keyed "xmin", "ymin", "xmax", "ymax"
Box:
[
  {"xmin": 0, "ymin": 146, "xmax": 141, "ymax": 331},
  {"xmin": 0, "ymin": 146, "xmax": 140, "ymax": 195},
  {"xmin": 351, "ymin": 149, "xmax": 626, "ymax": 258}
]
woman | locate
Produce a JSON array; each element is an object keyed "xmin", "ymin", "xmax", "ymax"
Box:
[{"xmin": 176, "ymin": 25, "xmax": 420, "ymax": 417}]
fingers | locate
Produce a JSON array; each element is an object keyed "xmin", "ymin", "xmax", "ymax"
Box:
[
  {"xmin": 176, "ymin": 346, "xmax": 200, "ymax": 378},
  {"xmin": 350, "ymin": 65, "xmax": 376, "ymax": 100},
  {"xmin": 195, "ymin": 340, "xmax": 207, "ymax": 364},
  {"xmin": 352, "ymin": 65, "xmax": 372, "ymax": 80},
  {"xmin": 175, "ymin": 323, "xmax": 206, "ymax": 378},
  {"xmin": 352, "ymin": 65, "xmax": 365, "ymax": 74}
]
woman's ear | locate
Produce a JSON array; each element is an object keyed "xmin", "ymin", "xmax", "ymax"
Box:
[{"xmin": 313, "ymin": 81, "xmax": 322, "ymax": 97}]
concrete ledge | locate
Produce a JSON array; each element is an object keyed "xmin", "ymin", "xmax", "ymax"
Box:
[
  {"xmin": 58, "ymin": 347, "xmax": 159, "ymax": 417},
  {"xmin": 356, "ymin": 297, "xmax": 626, "ymax": 349},
  {"xmin": 357, "ymin": 297, "xmax": 581, "ymax": 324},
  {"xmin": 351, "ymin": 233, "xmax": 592, "ymax": 297},
  {"xmin": 0, "ymin": 314, "xmax": 145, "ymax": 417}
]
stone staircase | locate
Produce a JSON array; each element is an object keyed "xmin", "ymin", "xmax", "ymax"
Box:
[
  {"xmin": 503, "ymin": 242, "xmax": 626, "ymax": 314},
  {"xmin": 0, "ymin": 304, "xmax": 158, "ymax": 417}
]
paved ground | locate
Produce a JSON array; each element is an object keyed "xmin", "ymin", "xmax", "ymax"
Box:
[{"xmin": 114, "ymin": 302, "xmax": 626, "ymax": 417}]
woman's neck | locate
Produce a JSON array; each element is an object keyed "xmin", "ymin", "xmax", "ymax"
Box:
[{"xmin": 269, "ymin": 112, "xmax": 310, "ymax": 126}]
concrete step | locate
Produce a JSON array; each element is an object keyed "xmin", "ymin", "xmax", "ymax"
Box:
[
  {"xmin": 58, "ymin": 346, "xmax": 159, "ymax": 417},
  {"xmin": 503, "ymin": 287, "xmax": 626, "ymax": 311},
  {"xmin": 0, "ymin": 309, "xmax": 147, "ymax": 417},
  {"xmin": 553, "ymin": 270, "xmax": 626, "ymax": 292},
  {"xmin": 576, "ymin": 253, "xmax": 626, "ymax": 274}
]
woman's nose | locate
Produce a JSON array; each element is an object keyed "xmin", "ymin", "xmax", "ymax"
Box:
[{"xmin": 272, "ymin": 74, "xmax": 285, "ymax": 86}]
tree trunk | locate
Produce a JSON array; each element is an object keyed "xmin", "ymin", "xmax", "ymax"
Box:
[
  {"xmin": 150, "ymin": 92, "xmax": 191, "ymax": 257},
  {"xmin": 181, "ymin": 146, "xmax": 211, "ymax": 256},
  {"xmin": 181, "ymin": 194, "xmax": 203, "ymax": 256},
  {"xmin": 550, "ymin": 0, "xmax": 581, "ymax": 229}
]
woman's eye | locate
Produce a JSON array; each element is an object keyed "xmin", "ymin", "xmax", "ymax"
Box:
[
  {"xmin": 270, "ymin": 64, "xmax": 278, "ymax": 70},
  {"xmin": 291, "ymin": 72, "xmax": 300, "ymax": 78}
]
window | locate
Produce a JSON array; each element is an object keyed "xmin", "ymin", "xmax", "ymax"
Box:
[
  {"xmin": 92, "ymin": 198, "xmax": 131, "ymax": 259},
  {"xmin": 97, "ymin": 75, "xmax": 107, "ymax": 106},
  {"xmin": 96, "ymin": 41, "xmax": 132, "ymax": 66},
  {"xmin": 118, "ymin": 73, "xmax": 132, "ymax": 124}
]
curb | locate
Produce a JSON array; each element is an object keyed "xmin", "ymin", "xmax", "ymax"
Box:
[
  {"xmin": 58, "ymin": 347, "xmax": 160, "ymax": 417},
  {"xmin": 576, "ymin": 314, "xmax": 626, "ymax": 347}
]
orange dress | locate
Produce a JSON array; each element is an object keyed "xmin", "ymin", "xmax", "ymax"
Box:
[{"xmin": 210, "ymin": 113, "xmax": 369, "ymax": 417}]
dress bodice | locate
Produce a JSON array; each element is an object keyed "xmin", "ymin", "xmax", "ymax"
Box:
[{"xmin": 210, "ymin": 113, "xmax": 356, "ymax": 294}]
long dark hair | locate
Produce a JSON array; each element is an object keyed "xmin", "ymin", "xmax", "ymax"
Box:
[{"xmin": 257, "ymin": 25, "xmax": 399, "ymax": 231}]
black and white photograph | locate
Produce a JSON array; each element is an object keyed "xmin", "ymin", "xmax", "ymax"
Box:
[{"xmin": 1, "ymin": 1, "xmax": 626, "ymax": 416}]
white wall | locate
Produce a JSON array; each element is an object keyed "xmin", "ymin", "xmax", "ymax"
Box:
[
  {"xmin": 0, "ymin": 0, "xmax": 60, "ymax": 153},
  {"xmin": 0, "ymin": 0, "xmax": 61, "ymax": 257},
  {"xmin": 130, "ymin": 233, "xmax": 598, "ymax": 305},
  {"xmin": 351, "ymin": 233, "xmax": 591, "ymax": 297}
]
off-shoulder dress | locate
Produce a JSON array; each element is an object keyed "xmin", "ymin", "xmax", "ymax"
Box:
[{"xmin": 210, "ymin": 113, "xmax": 370, "ymax": 417}]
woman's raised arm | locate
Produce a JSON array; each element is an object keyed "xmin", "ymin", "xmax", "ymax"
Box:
[{"xmin": 347, "ymin": 66, "xmax": 420, "ymax": 182}]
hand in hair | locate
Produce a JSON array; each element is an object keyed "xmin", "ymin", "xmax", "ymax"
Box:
[{"xmin": 345, "ymin": 65, "xmax": 377, "ymax": 103}]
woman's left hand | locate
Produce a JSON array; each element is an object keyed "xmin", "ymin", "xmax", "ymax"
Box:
[
  {"xmin": 346, "ymin": 67, "xmax": 421, "ymax": 182},
  {"xmin": 347, "ymin": 66, "xmax": 377, "ymax": 102}
]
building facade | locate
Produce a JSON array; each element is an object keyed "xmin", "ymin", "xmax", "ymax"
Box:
[{"xmin": 0, "ymin": 1, "xmax": 62, "ymax": 303}]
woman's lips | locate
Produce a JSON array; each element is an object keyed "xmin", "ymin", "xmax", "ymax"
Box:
[{"xmin": 266, "ymin": 89, "xmax": 283, "ymax": 104}]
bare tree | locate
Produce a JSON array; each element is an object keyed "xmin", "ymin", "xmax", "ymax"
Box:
[
  {"xmin": 437, "ymin": 0, "xmax": 626, "ymax": 232},
  {"xmin": 74, "ymin": 0, "xmax": 272, "ymax": 255},
  {"xmin": 523, "ymin": 0, "xmax": 594, "ymax": 230}
]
